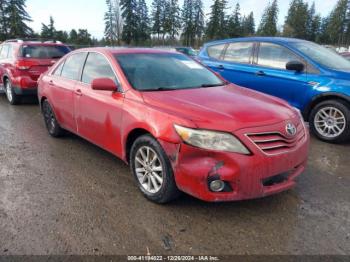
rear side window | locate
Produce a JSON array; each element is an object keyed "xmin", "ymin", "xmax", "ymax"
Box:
[
  {"xmin": 82, "ymin": 53, "xmax": 117, "ymax": 84},
  {"xmin": 257, "ymin": 43, "xmax": 302, "ymax": 70},
  {"xmin": 61, "ymin": 53, "xmax": 87, "ymax": 80},
  {"xmin": 20, "ymin": 45, "xmax": 70, "ymax": 59},
  {"xmin": 0, "ymin": 45, "xmax": 10, "ymax": 59},
  {"xmin": 224, "ymin": 42, "xmax": 254, "ymax": 64},
  {"xmin": 207, "ymin": 44, "xmax": 225, "ymax": 59},
  {"xmin": 53, "ymin": 61, "xmax": 65, "ymax": 76}
]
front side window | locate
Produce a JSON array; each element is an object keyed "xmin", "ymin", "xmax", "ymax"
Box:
[
  {"xmin": 207, "ymin": 44, "xmax": 226, "ymax": 59},
  {"xmin": 20, "ymin": 45, "xmax": 71, "ymax": 59},
  {"xmin": 291, "ymin": 42, "xmax": 350, "ymax": 71},
  {"xmin": 115, "ymin": 53, "xmax": 225, "ymax": 91},
  {"xmin": 61, "ymin": 53, "xmax": 87, "ymax": 80},
  {"xmin": 82, "ymin": 53, "xmax": 117, "ymax": 84},
  {"xmin": 0, "ymin": 45, "xmax": 10, "ymax": 59},
  {"xmin": 224, "ymin": 42, "xmax": 254, "ymax": 63},
  {"xmin": 257, "ymin": 43, "xmax": 302, "ymax": 70}
]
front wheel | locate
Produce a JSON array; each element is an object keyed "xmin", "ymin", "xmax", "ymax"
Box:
[
  {"xmin": 4, "ymin": 79, "xmax": 20, "ymax": 105},
  {"xmin": 130, "ymin": 135, "xmax": 181, "ymax": 204},
  {"xmin": 309, "ymin": 100, "xmax": 350, "ymax": 143}
]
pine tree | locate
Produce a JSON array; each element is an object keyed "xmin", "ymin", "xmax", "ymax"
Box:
[
  {"xmin": 257, "ymin": 0, "xmax": 279, "ymax": 36},
  {"xmin": 163, "ymin": 0, "xmax": 181, "ymax": 42},
  {"xmin": 41, "ymin": 16, "xmax": 56, "ymax": 40},
  {"xmin": 182, "ymin": 0, "xmax": 194, "ymax": 45},
  {"xmin": 193, "ymin": 0, "xmax": 204, "ymax": 47},
  {"xmin": 136, "ymin": 0, "xmax": 150, "ymax": 45},
  {"xmin": 151, "ymin": 0, "xmax": 164, "ymax": 41},
  {"xmin": 283, "ymin": 0, "xmax": 309, "ymax": 39},
  {"xmin": 0, "ymin": 0, "xmax": 9, "ymax": 40},
  {"xmin": 121, "ymin": 0, "xmax": 138, "ymax": 45},
  {"xmin": 104, "ymin": 0, "xmax": 116, "ymax": 45},
  {"xmin": 242, "ymin": 12, "xmax": 255, "ymax": 36},
  {"xmin": 227, "ymin": 3, "xmax": 242, "ymax": 38},
  {"xmin": 6, "ymin": 0, "xmax": 33, "ymax": 38},
  {"xmin": 325, "ymin": 0, "xmax": 348, "ymax": 46},
  {"xmin": 206, "ymin": 0, "xmax": 228, "ymax": 40}
]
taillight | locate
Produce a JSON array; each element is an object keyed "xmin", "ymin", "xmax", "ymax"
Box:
[{"xmin": 15, "ymin": 60, "xmax": 37, "ymax": 70}]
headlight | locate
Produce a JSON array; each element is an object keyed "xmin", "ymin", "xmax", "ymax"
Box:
[{"xmin": 174, "ymin": 125, "xmax": 250, "ymax": 155}]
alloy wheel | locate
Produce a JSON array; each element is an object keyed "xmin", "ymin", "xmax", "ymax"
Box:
[
  {"xmin": 43, "ymin": 102, "xmax": 56, "ymax": 134},
  {"xmin": 134, "ymin": 146, "xmax": 164, "ymax": 194},
  {"xmin": 314, "ymin": 106, "xmax": 346, "ymax": 138},
  {"xmin": 5, "ymin": 81, "xmax": 13, "ymax": 103}
]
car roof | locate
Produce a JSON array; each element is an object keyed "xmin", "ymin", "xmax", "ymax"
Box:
[
  {"xmin": 75, "ymin": 47, "xmax": 180, "ymax": 55},
  {"xmin": 204, "ymin": 37, "xmax": 309, "ymax": 46}
]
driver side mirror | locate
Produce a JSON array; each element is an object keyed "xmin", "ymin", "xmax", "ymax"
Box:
[
  {"xmin": 91, "ymin": 78, "xmax": 118, "ymax": 91},
  {"xmin": 286, "ymin": 61, "xmax": 305, "ymax": 72}
]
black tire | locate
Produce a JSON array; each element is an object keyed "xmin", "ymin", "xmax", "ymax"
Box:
[
  {"xmin": 130, "ymin": 134, "xmax": 181, "ymax": 204},
  {"xmin": 309, "ymin": 99, "xmax": 350, "ymax": 143},
  {"xmin": 42, "ymin": 100, "xmax": 65, "ymax": 137},
  {"xmin": 4, "ymin": 79, "xmax": 21, "ymax": 105}
]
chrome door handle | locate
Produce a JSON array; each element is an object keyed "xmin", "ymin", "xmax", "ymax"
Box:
[{"xmin": 75, "ymin": 89, "xmax": 83, "ymax": 96}]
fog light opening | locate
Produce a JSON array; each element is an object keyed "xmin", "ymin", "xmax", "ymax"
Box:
[{"xmin": 210, "ymin": 180, "xmax": 225, "ymax": 192}]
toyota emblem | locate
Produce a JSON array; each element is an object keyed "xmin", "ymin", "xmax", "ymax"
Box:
[{"xmin": 286, "ymin": 123, "xmax": 297, "ymax": 137}]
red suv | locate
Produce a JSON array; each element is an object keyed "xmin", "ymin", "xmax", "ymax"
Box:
[
  {"xmin": 38, "ymin": 48, "xmax": 309, "ymax": 204},
  {"xmin": 0, "ymin": 39, "xmax": 71, "ymax": 104}
]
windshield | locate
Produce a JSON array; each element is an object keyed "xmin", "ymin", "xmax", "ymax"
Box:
[
  {"xmin": 115, "ymin": 53, "xmax": 225, "ymax": 91},
  {"xmin": 291, "ymin": 42, "xmax": 350, "ymax": 71},
  {"xmin": 20, "ymin": 45, "xmax": 71, "ymax": 59}
]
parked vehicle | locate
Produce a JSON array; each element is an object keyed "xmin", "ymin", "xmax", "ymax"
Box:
[
  {"xmin": 199, "ymin": 37, "xmax": 350, "ymax": 143},
  {"xmin": 175, "ymin": 47, "xmax": 198, "ymax": 57},
  {"xmin": 0, "ymin": 39, "xmax": 71, "ymax": 105},
  {"xmin": 38, "ymin": 48, "xmax": 309, "ymax": 204},
  {"xmin": 340, "ymin": 52, "xmax": 350, "ymax": 61}
]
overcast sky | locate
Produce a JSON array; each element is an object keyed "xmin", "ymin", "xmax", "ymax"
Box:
[{"xmin": 27, "ymin": 0, "xmax": 337, "ymax": 39}]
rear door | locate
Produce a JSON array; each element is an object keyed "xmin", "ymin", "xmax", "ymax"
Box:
[
  {"xmin": 48, "ymin": 52, "xmax": 87, "ymax": 132},
  {"xmin": 217, "ymin": 41, "xmax": 257, "ymax": 88},
  {"xmin": 245, "ymin": 42, "xmax": 309, "ymax": 108}
]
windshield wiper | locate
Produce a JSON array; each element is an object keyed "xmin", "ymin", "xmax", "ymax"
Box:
[
  {"xmin": 142, "ymin": 87, "xmax": 178, "ymax": 92},
  {"xmin": 200, "ymin": 83, "xmax": 226, "ymax": 88}
]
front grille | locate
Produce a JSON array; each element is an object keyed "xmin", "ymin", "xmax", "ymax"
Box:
[{"xmin": 246, "ymin": 122, "xmax": 306, "ymax": 155}]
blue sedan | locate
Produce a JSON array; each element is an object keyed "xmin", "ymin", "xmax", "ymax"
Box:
[{"xmin": 198, "ymin": 37, "xmax": 350, "ymax": 143}]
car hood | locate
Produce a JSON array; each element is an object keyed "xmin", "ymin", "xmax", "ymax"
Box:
[{"xmin": 141, "ymin": 84, "xmax": 297, "ymax": 132}]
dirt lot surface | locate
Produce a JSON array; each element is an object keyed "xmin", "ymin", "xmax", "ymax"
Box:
[{"xmin": 0, "ymin": 95, "xmax": 349, "ymax": 256}]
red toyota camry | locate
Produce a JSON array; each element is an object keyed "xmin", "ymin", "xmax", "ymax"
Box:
[{"xmin": 38, "ymin": 48, "xmax": 309, "ymax": 204}]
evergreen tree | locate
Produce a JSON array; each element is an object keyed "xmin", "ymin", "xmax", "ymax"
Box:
[
  {"xmin": 227, "ymin": 3, "xmax": 242, "ymax": 38},
  {"xmin": 257, "ymin": 0, "xmax": 279, "ymax": 36},
  {"xmin": 0, "ymin": 0, "xmax": 9, "ymax": 40},
  {"xmin": 151, "ymin": 0, "xmax": 164, "ymax": 40},
  {"xmin": 41, "ymin": 16, "xmax": 56, "ymax": 40},
  {"xmin": 136, "ymin": 0, "xmax": 150, "ymax": 45},
  {"xmin": 182, "ymin": 0, "xmax": 194, "ymax": 45},
  {"xmin": 193, "ymin": 0, "xmax": 204, "ymax": 46},
  {"xmin": 6, "ymin": 0, "xmax": 33, "ymax": 38},
  {"xmin": 69, "ymin": 29, "xmax": 78, "ymax": 43},
  {"xmin": 242, "ymin": 12, "xmax": 255, "ymax": 36},
  {"xmin": 206, "ymin": 0, "xmax": 228, "ymax": 40},
  {"xmin": 324, "ymin": 0, "xmax": 348, "ymax": 46},
  {"xmin": 120, "ymin": 0, "xmax": 138, "ymax": 45},
  {"xmin": 104, "ymin": 0, "xmax": 116, "ymax": 45},
  {"xmin": 55, "ymin": 30, "xmax": 69, "ymax": 43},
  {"xmin": 163, "ymin": 0, "xmax": 181, "ymax": 41},
  {"xmin": 283, "ymin": 0, "xmax": 309, "ymax": 39}
]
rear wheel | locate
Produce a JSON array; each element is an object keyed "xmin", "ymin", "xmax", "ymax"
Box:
[
  {"xmin": 4, "ymin": 79, "xmax": 21, "ymax": 105},
  {"xmin": 130, "ymin": 134, "xmax": 180, "ymax": 204},
  {"xmin": 309, "ymin": 100, "xmax": 350, "ymax": 143},
  {"xmin": 42, "ymin": 100, "xmax": 65, "ymax": 137}
]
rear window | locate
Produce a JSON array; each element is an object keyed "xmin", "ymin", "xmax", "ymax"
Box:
[{"xmin": 19, "ymin": 45, "xmax": 71, "ymax": 59}]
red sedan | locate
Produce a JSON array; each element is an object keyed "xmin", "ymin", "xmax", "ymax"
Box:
[{"xmin": 38, "ymin": 48, "xmax": 309, "ymax": 204}]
